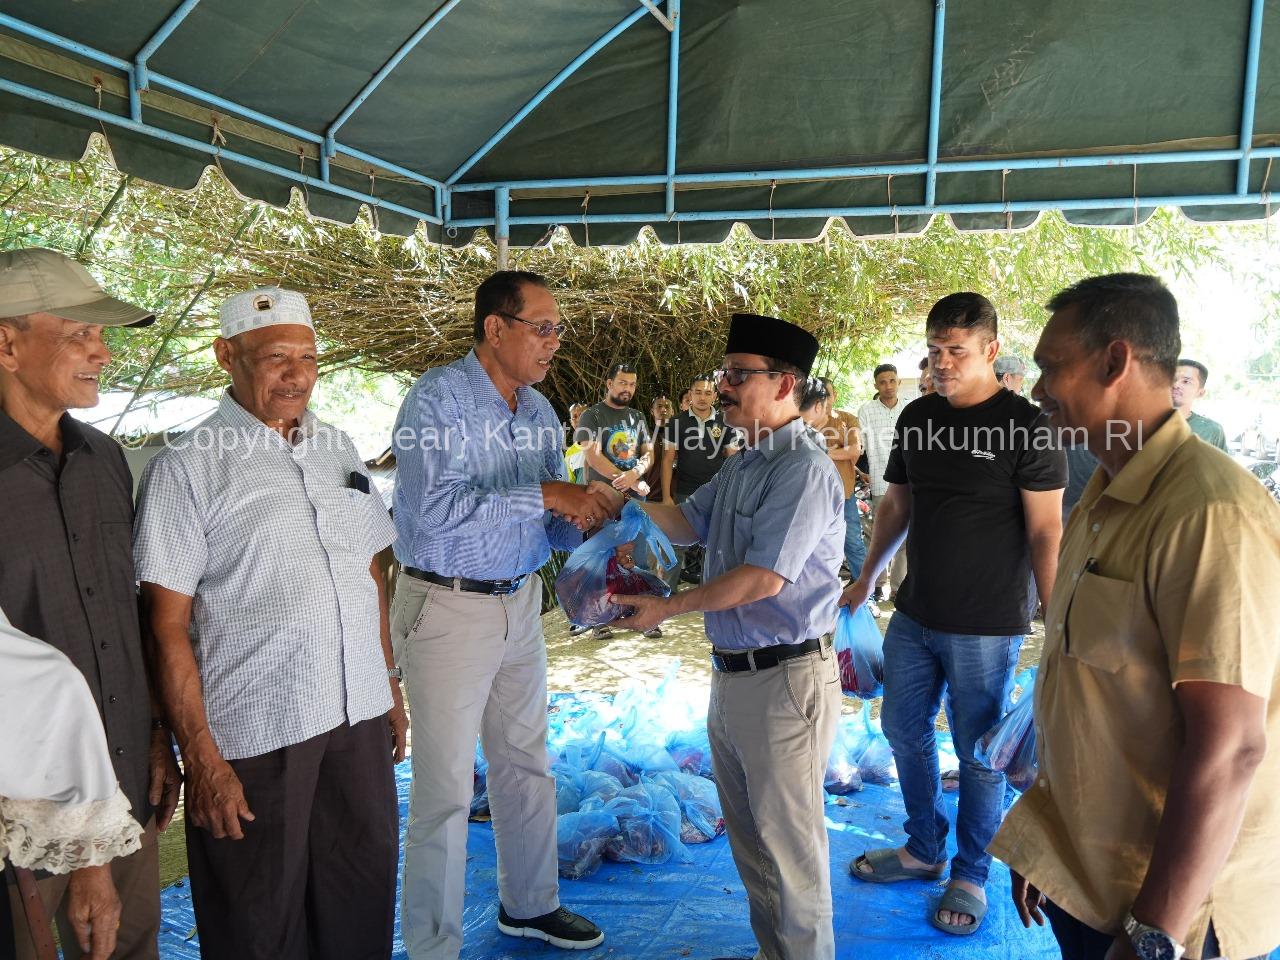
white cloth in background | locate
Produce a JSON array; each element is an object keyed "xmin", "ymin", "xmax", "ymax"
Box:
[{"xmin": 0, "ymin": 607, "xmax": 142, "ymax": 873}]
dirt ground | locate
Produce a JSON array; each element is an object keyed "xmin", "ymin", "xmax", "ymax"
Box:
[{"xmin": 157, "ymin": 598, "xmax": 1046, "ymax": 888}]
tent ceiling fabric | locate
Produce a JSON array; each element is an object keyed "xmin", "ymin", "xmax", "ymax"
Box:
[{"xmin": 1, "ymin": 0, "xmax": 1278, "ymax": 246}]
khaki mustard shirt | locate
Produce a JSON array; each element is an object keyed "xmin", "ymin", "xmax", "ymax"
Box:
[
  {"xmin": 989, "ymin": 412, "xmax": 1280, "ymax": 960},
  {"xmin": 821, "ymin": 409, "xmax": 861, "ymax": 500}
]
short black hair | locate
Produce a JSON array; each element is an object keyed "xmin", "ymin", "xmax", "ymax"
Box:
[
  {"xmin": 765, "ymin": 356, "xmax": 807, "ymax": 404},
  {"xmin": 473, "ymin": 270, "xmax": 548, "ymax": 343},
  {"xmin": 0, "ymin": 313, "xmax": 31, "ymax": 331},
  {"xmin": 918, "ymin": 356, "xmax": 929, "ymax": 371},
  {"xmin": 873, "ymin": 363, "xmax": 897, "ymax": 379},
  {"xmin": 799, "ymin": 377, "xmax": 831, "ymax": 413},
  {"xmin": 1046, "ymin": 273, "xmax": 1180, "ymax": 380},
  {"xmin": 607, "ymin": 362, "xmax": 637, "ymax": 380},
  {"xmin": 690, "ymin": 372, "xmax": 715, "ymax": 388},
  {"xmin": 925, "ymin": 292, "xmax": 998, "ymax": 340},
  {"xmin": 1177, "ymin": 358, "xmax": 1209, "ymax": 386}
]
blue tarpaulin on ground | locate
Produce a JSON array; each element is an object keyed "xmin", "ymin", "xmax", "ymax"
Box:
[{"xmin": 156, "ymin": 759, "xmax": 1067, "ymax": 959}]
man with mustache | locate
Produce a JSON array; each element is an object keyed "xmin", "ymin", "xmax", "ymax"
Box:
[{"xmin": 390, "ymin": 271, "xmax": 612, "ymax": 960}]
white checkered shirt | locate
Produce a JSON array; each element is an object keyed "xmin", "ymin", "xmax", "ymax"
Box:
[
  {"xmin": 133, "ymin": 392, "xmax": 396, "ymax": 760},
  {"xmin": 856, "ymin": 397, "xmax": 906, "ymax": 497}
]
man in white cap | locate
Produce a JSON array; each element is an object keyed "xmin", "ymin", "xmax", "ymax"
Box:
[
  {"xmin": 0, "ymin": 247, "xmax": 179, "ymax": 960},
  {"xmin": 134, "ymin": 288, "xmax": 404, "ymax": 960}
]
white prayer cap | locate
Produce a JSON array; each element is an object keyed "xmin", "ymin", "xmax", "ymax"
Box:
[{"xmin": 218, "ymin": 287, "xmax": 314, "ymax": 339}]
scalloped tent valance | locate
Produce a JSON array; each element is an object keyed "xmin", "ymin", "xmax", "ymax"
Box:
[{"xmin": 2, "ymin": 0, "xmax": 1277, "ymax": 252}]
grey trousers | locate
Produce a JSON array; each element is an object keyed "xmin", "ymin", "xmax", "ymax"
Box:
[
  {"xmin": 391, "ymin": 574, "xmax": 560, "ymax": 960},
  {"xmin": 708, "ymin": 646, "xmax": 841, "ymax": 960}
]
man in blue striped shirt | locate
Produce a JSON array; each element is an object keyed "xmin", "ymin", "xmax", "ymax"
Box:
[{"xmin": 390, "ymin": 271, "xmax": 613, "ymax": 960}]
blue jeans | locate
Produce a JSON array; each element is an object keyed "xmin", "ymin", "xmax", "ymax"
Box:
[
  {"xmin": 880, "ymin": 612, "xmax": 1022, "ymax": 886},
  {"xmin": 843, "ymin": 495, "xmax": 866, "ymax": 580}
]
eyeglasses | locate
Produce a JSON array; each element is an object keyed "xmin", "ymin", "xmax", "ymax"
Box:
[
  {"xmin": 497, "ymin": 310, "xmax": 566, "ymax": 338},
  {"xmin": 713, "ymin": 366, "xmax": 781, "ymax": 388}
]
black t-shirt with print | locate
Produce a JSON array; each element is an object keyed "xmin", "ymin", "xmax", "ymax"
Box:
[{"xmin": 884, "ymin": 388, "xmax": 1067, "ymax": 635}]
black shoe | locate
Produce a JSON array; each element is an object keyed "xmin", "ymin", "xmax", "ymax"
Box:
[{"xmin": 497, "ymin": 905, "xmax": 604, "ymax": 950}]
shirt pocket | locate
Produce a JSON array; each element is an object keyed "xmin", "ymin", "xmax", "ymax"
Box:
[
  {"xmin": 312, "ymin": 488, "xmax": 380, "ymax": 560},
  {"xmin": 1064, "ymin": 571, "xmax": 1136, "ymax": 674}
]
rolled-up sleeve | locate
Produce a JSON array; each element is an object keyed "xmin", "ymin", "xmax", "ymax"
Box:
[
  {"xmin": 133, "ymin": 455, "xmax": 208, "ymax": 597},
  {"xmin": 743, "ymin": 463, "xmax": 843, "ymax": 583}
]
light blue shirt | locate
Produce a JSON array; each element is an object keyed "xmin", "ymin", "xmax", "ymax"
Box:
[
  {"xmin": 392, "ymin": 350, "xmax": 580, "ymax": 580},
  {"xmin": 679, "ymin": 416, "xmax": 845, "ymax": 650}
]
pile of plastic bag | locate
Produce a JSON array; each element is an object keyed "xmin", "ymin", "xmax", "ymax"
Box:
[
  {"xmin": 554, "ymin": 501, "xmax": 677, "ymax": 628},
  {"xmin": 976, "ymin": 668, "xmax": 1038, "ymax": 792},
  {"xmin": 469, "ymin": 662, "xmax": 904, "ymax": 879}
]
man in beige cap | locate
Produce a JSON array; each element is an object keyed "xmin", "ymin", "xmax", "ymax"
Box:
[
  {"xmin": 0, "ymin": 247, "xmax": 181, "ymax": 960},
  {"xmin": 134, "ymin": 287, "xmax": 404, "ymax": 960}
]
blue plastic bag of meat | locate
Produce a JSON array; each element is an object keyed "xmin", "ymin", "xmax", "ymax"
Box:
[
  {"xmin": 582, "ymin": 782, "xmax": 692, "ymax": 865},
  {"xmin": 849, "ymin": 707, "xmax": 896, "ymax": 785},
  {"xmin": 833, "ymin": 603, "xmax": 885, "ymax": 700},
  {"xmin": 557, "ymin": 811, "xmax": 622, "ymax": 879},
  {"xmin": 555, "ymin": 501, "xmax": 677, "ymax": 628},
  {"xmin": 823, "ymin": 721, "xmax": 864, "ymax": 795},
  {"xmin": 665, "ymin": 726, "xmax": 714, "ymax": 778},
  {"xmin": 648, "ymin": 771, "xmax": 725, "ymax": 842},
  {"xmin": 976, "ymin": 669, "xmax": 1038, "ymax": 792}
]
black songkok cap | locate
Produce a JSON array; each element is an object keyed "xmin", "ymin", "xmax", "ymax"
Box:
[{"xmin": 724, "ymin": 313, "xmax": 820, "ymax": 376}]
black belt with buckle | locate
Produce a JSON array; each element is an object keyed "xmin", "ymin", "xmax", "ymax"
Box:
[
  {"xmin": 403, "ymin": 566, "xmax": 529, "ymax": 596},
  {"xmin": 710, "ymin": 636, "xmax": 829, "ymax": 673}
]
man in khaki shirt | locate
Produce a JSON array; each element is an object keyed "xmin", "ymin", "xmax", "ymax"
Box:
[{"xmin": 991, "ymin": 273, "xmax": 1280, "ymax": 960}]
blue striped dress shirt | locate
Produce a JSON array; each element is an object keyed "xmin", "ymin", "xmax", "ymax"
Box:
[{"xmin": 392, "ymin": 350, "xmax": 581, "ymax": 580}]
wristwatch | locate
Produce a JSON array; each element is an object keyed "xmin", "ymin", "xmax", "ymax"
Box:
[
  {"xmin": 387, "ymin": 666, "xmax": 403, "ymax": 681},
  {"xmin": 1123, "ymin": 912, "xmax": 1185, "ymax": 960}
]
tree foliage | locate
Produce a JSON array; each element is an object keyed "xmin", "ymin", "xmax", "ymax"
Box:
[{"xmin": 1, "ymin": 140, "xmax": 1234, "ymax": 418}]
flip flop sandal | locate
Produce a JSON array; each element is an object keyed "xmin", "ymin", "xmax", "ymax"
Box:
[
  {"xmin": 849, "ymin": 847, "xmax": 947, "ymax": 884},
  {"xmin": 929, "ymin": 886, "xmax": 988, "ymax": 936}
]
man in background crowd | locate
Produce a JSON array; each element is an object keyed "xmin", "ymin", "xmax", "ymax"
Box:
[
  {"xmin": 918, "ymin": 356, "xmax": 934, "ymax": 395},
  {"xmin": 575, "ymin": 363, "xmax": 653, "ymax": 495},
  {"xmin": 1171, "ymin": 358, "xmax": 1228, "ymax": 451},
  {"xmin": 818, "ymin": 376, "xmax": 868, "ymax": 586},
  {"xmin": 994, "ymin": 354, "xmax": 1028, "ymax": 395},
  {"xmin": 857, "ymin": 363, "xmax": 907, "ymax": 601}
]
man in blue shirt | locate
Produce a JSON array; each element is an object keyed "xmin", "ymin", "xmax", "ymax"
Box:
[
  {"xmin": 390, "ymin": 271, "xmax": 614, "ymax": 960},
  {"xmin": 608, "ymin": 313, "xmax": 846, "ymax": 960}
]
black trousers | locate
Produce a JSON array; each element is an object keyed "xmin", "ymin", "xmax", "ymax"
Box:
[
  {"xmin": 0, "ymin": 869, "xmax": 14, "ymax": 960},
  {"xmin": 186, "ymin": 717, "xmax": 399, "ymax": 960},
  {"xmin": 1045, "ymin": 900, "xmax": 1266, "ymax": 960}
]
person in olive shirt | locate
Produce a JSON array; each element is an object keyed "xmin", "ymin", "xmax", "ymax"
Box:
[
  {"xmin": 1171, "ymin": 358, "xmax": 1228, "ymax": 451},
  {"xmin": 0, "ymin": 248, "xmax": 181, "ymax": 960}
]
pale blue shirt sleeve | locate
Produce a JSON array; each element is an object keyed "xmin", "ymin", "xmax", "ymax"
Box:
[
  {"xmin": 541, "ymin": 404, "xmax": 585, "ymax": 553},
  {"xmin": 399, "ymin": 382, "xmax": 546, "ymax": 539},
  {"xmin": 743, "ymin": 461, "xmax": 843, "ymax": 583},
  {"xmin": 133, "ymin": 453, "xmax": 208, "ymax": 597}
]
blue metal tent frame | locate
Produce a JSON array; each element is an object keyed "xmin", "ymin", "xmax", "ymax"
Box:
[{"xmin": 0, "ymin": 0, "xmax": 1273, "ymax": 255}]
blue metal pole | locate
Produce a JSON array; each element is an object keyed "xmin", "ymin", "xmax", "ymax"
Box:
[
  {"xmin": 326, "ymin": 0, "xmax": 464, "ymax": 142},
  {"xmin": 451, "ymin": 146, "xmax": 1262, "ymax": 193},
  {"xmin": 133, "ymin": 0, "xmax": 203, "ymax": 91},
  {"xmin": 665, "ymin": 0, "xmax": 681, "ymax": 216},
  {"xmin": 445, "ymin": 190, "xmax": 1270, "ymax": 228},
  {"xmin": 0, "ymin": 77, "xmax": 443, "ymax": 225},
  {"xmin": 1237, "ymin": 0, "xmax": 1267, "ymax": 194},
  {"xmin": 447, "ymin": 3, "xmax": 652, "ymax": 185},
  {"xmin": 494, "ymin": 186, "xmax": 511, "ymax": 268},
  {"xmin": 925, "ymin": 0, "xmax": 946, "ymax": 207}
]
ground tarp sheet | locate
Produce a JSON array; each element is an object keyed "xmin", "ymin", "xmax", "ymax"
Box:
[{"xmin": 156, "ymin": 761, "xmax": 1067, "ymax": 960}]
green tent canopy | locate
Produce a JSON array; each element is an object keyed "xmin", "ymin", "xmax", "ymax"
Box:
[{"xmin": 1, "ymin": 0, "xmax": 1278, "ymax": 247}]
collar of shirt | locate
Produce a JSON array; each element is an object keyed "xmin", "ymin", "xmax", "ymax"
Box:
[
  {"xmin": 216, "ymin": 389, "xmax": 320, "ymax": 446},
  {"xmin": 463, "ymin": 349, "xmax": 539, "ymax": 421},
  {"xmin": 1077, "ymin": 411, "xmax": 1186, "ymax": 509},
  {"xmin": 0, "ymin": 409, "xmax": 90, "ymax": 472},
  {"xmin": 741, "ymin": 416, "xmax": 805, "ymax": 464}
]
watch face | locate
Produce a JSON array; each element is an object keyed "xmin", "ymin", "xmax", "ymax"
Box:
[{"xmin": 1136, "ymin": 931, "xmax": 1177, "ymax": 960}]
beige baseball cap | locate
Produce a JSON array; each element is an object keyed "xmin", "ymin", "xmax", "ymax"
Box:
[{"xmin": 0, "ymin": 247, "xmax": 154, "ymax": 327}]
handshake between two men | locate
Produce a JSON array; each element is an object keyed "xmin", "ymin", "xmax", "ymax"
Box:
[{"xmin": 542, "ymin": 480, "xmax": 628, "ymax": 532}]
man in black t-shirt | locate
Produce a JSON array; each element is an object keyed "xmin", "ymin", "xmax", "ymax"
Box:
[
  {"xmin": 841, "ymin": 292, "xmax": 1066, "ymax": 937},
  {"xmin": 659, "ymin": 374, "xmax": 739, "ymax": 585}
]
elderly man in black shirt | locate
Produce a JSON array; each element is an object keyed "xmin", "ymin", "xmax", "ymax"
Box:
[{"xmin": 0, "ymin": 248, "xmax": 180, "ymax": 960}]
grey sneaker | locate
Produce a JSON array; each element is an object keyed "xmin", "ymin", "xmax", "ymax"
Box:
[
  {"xmin": 497, "ymin": 905, "xmax": 604, "ymax": 950},
  {"xmin": 642, "ymin": 627, "xmax": 663, "ymax": 639}
]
